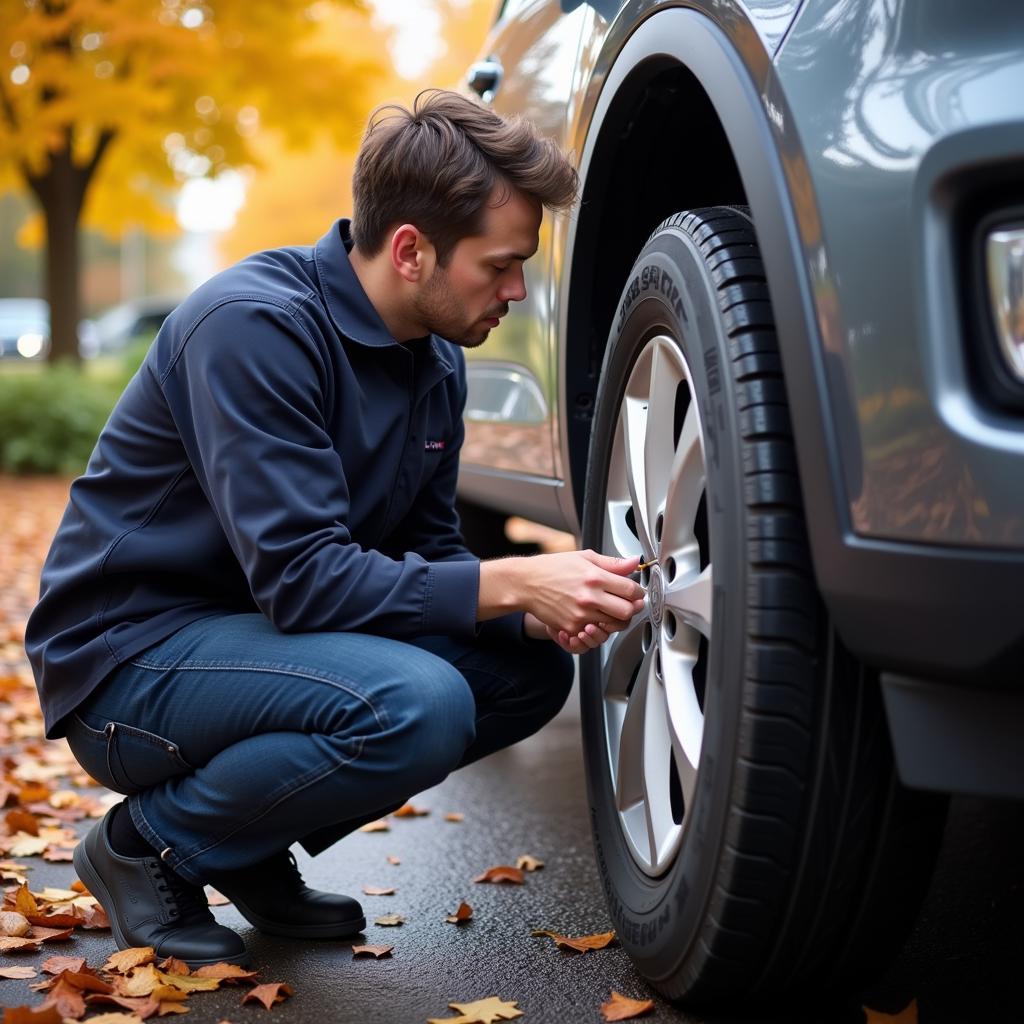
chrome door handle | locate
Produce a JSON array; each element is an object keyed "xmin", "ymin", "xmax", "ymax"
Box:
[{"xmin": 467, "ymin": 57, "xmax": 504, "ymax": 102}]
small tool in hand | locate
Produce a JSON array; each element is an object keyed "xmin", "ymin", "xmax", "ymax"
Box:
[{"xmin": 636, "ymin": 559, "xmax": 657, "ymax": 571}]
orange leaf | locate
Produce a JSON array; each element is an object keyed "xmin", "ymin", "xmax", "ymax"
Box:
[
  {"xmin": 600, "ymin": 991, "xmax": 655, "ymax": 1021},
  {"xmin": 444, "ymin": 902, "xmax": 473, "ymax": 924},
  {"xmin": 392, "ymin": 804, "xmax": 429, "ymax": 817},
  {"xmin": 357, "ymin": 819, "xmax": 390, "ymax": 833},
  {"xmin": 444, "ymin": 813, "xmax": 464, "ymax": 823},
  {"xmin": 241, "ymin": 982, "xmax": 293, "ymax": 1010},
  {"xmin": 205, "ymin": 887, "xmax": 231, "ymax": 906},
  {"xmin": 864, "ymin": 1000, "xmax": 919, "ymax": 1024},
  {"xmin": 102, "ymin": 948, "xmax": 156, "ymax": 974},
  {"xmin": 193, "ymin": 963, "xmax": 259, "ymax": 983},
  {"xmin": 473, "ymin": 866, "xmax": 524, "ymax": 885},
  {"xmin": 0, "ymin": 1006, "xmax": 63, "ymax": 1023},
  {"xmin": 386, "ymin": 856, "xmax": 401, "ymax": 865},
  {"xmin": 0, "ymin": 935, "xmax": 42, "ymax": 952},
  {"xmin": 17, "ymin": 785, "xmax": 51, "ymax": 805},
  {"xmin": 157, "ymin": 956, "xmax": 191, "ymax": 976},
  {"xmin": 362, "ymin": 885, "xmax": 395, "ymax": 896},
  {"xmin": 41, "ymin": 955, "xmax": 87, "ymax": 974},
  {"xmin": 429, "ymin": 996, "xmax": 524, "ymax": 1023},
  {"xmin": 41, "ymin": 848, "xmax": 74, "ymax": 863},
  {"xmin": 532, "ymin": 928, "xmax": 616, "ymax": 952},
  {"xmin": 5, "ymin": 810, "xmax": 39, "ymax": 836},
  {"xmin": 352, "ymin": 944, "xmax": 393, "ymax": 958},
  {"xmin": 28, "ymin": 924, "xmax": 76, "ymax": 942},
  {"xmin": 374, "ymin": 914, "xmax": 405, "ymax": 926},
  {"xmin": 13, "ymin": 883, "xmax": 38, "ymax": 915},
  {"xmin": 38, "ymin": 976, "xmax": 86, "ymax": 1018}
]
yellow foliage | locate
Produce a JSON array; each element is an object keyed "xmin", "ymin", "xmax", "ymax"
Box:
[
  {"xmin": 0, "ymin": 0, "xmax": 381, "ymax": 238},
  {"xmin": 219, "ymin": 0, "xmax": 497, "ymax": 265}
]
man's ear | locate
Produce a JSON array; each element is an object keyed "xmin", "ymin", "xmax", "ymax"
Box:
[{"xmin": 390, "ymin": 224, "xmax": 434, "ymax": 283}]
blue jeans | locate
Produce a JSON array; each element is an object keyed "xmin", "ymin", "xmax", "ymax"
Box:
[{"xmin": 63, "ymin": 613, "xmax": 574, "ymax": 885}]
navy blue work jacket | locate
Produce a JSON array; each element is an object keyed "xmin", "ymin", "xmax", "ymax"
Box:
[{"xmin": 26, "ymin": 219, "xmax": 524, "ymax": 740}]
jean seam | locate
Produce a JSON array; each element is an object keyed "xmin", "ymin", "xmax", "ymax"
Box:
[
  {"xmin": 169, "ymin": 737, "xmax": 366, "ymax": 874},
  {"xmin": 126, "ymin": 659, "xmax": 390, "ymax": 733}
]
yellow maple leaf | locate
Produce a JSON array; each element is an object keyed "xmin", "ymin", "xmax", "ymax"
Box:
[{"xmin": 428, "ymin": 996, "xmax": 524, "ymax": 1024}]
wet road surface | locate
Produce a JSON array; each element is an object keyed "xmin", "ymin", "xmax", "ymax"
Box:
[{"xmin": 3, "ymin": 678, "xmax": 1023, "ymax": 1023}]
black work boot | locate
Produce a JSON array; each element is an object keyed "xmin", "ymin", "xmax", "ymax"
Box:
[
  {"xmin": 209, "ymin": 849, "xmax": 365, "ymax": 939},
  {"xmin": 73, "ymin": 806, "xmax": 250, "ymax": 967}
]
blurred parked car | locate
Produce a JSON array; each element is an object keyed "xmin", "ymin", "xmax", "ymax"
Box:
[
  {"xmin": 0, "ymin": 298, "xmax": 50, "ymax": 360},
  {"xmin": 78, "ymin": 295, "xmax": 181, "ymax": 359},
  {"xmin": 457, "ymin": 0, "xmax": 1024, "ymax": 1006}
]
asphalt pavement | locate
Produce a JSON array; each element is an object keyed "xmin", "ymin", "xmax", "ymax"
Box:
[{"xmin": 3, "ymin": 677, "xmax": 1023, "ymax": 1024}]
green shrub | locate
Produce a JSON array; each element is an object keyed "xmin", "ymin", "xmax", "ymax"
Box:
[{"xmin": 0, "ymin": 341, "xmax": 152, "ymax": 476}]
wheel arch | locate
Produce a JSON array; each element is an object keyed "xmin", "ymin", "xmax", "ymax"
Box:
[{"xmin": 559, "ymin": 6, "xmax": 842, "ymax": 572}]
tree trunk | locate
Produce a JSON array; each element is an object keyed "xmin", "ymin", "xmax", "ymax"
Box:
[{"xmin": 31, "ymin": 149, "xmax": 86, "ymax": 364}]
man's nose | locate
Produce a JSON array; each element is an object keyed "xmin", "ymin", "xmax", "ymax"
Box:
[{"xmin": 499, "ymin": 268, "xmax": 527, "ymax": 303}]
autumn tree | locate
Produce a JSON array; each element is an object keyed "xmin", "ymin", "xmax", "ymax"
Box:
[{"xmin": 0, "ymin": 0, "xmax": 378, "ymax": 362}]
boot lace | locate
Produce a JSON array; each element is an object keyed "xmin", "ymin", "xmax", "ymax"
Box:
[{"xmin": 149, "ymin": 860, "xmax": 211, "ymax": 923}]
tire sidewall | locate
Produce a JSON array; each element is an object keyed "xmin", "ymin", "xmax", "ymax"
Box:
[{"xmin": 581, "ymin": 223, "xmax": 748, "ymax": 980}]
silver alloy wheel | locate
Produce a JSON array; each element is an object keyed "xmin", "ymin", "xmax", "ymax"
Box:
[{"xmin": 600, "ymin": 334, "xmax": 712, "ymax": 876}]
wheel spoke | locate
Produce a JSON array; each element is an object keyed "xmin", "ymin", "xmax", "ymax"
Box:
[
  {"xmin": 661, "ymin": 638, "xmax": 703, "ymax": 795},
  {"xmin": 622, "ymin": 395, "xmax": 656, "ymax": 559},
  {"xmin": 662, "ymin": 398, "xmax": 705, "ymax": 551},
  {"xmin": 614, "ymin": 641, "xmax": 654, "ymax": 813},
  {"xmin": 641, "ymin": 669, "xmax": 680, "ymax": 872},
  {"xmin": 600, "ymin": 611, "xmax": 646, "ymax": 694},
  {"xmin": 665, "ymin": 565, "xmax": 713, "ymax": 638},
  {"xmin": 643, "ymin": 341, "xmax": 682, "ymax": 541},
  {"xmin": 604, "ymin": 499, "xmax": 641, "ymax": 561}
]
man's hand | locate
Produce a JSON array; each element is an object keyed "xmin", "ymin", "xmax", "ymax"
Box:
[
  {"xmin": 524, "ymin": 612, "xmax": 620, "ymax": 654},
  {"xmin": 481, "ymin": 550, "xmax": 645, "ymax": 640}
]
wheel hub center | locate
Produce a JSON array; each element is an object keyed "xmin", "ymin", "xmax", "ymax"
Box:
[{"xmin": 649, "ymin": 564, "xmax": 664, "ymax": 628}]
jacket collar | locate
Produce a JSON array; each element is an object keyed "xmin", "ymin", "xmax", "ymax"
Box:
[{"xmin": 314, "ymin": 218, "xmax": 455, "ymax": 391}]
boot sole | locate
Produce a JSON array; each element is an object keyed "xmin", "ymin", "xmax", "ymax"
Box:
[
  {"xmin": 225, "ymin": 895, "xmax": 366, "ymax": 939},
  {"xmin": 74, "ymin": 838, "xmax": 252, "ymax": 968}
]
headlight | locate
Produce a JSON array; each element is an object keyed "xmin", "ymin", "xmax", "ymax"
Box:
[{"xmin": 985, "ymin": 226, "xmax": 1024, "ymax": 383}]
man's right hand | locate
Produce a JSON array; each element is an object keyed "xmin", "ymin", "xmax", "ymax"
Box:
[{"xmin": 478, "ymin": 549, "xmax": 645, "ymax": 637}]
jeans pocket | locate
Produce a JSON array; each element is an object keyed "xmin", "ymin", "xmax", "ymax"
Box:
[{"xmin": 64, "ymin": 712, "xmax": 192, "ymax": 795}]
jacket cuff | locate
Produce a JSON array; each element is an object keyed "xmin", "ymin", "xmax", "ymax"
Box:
[
  {"xmin": 477, "ymin": 611, "xmax": 528, "ymax": 646},
  {"xmin": 424, "ymin": 558, "xmax": 481, "ymax": 638}
]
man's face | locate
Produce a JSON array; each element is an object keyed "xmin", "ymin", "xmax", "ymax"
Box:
[{"xmin": 412, "ymin": 185, "xmax": 542, "ymax": 348}]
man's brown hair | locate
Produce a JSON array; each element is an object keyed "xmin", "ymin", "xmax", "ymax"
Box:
[{"xmin": 350, "ymin": 89, "xmax": 578, "ymax": 265}]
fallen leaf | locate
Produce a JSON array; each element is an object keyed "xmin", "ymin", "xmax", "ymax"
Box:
[
  {"xmin": 444, "ymin": 902, "xmax": 473, "ymax": 924},
  {"xmin": 69, "ymin": 880, "xmax": 89, "ymax": 894},
  {"xmin": 428, "ymin": 996, "xmax": 524, "ymax": 1024},
  {"xmin": 13, "ymin": 882, "xmax": 38, "ymax": 915},
  {"xmin": 444, "ymin": 813, "xmax": 464, "ymax": 823},
  {"xmin": 531, "ymin": 928, "xmax": 616, "ymax": 953},
  {"xmin": 41, "ymin": 955, "xmax": 87, "ymax": 975},
  {"xmin": 0, "ymin": 935, "xmax": 41, "ymax": 952},
  {"xmin": 515, "ymin": 855, "xmax": 543, "ymax": 872},
  {"xmin": 241, "ymin": 982, "xmax": 293, "ymax": 1010},
  {"xmin": 77, "ymin": 1015, "xmax": 146, "ymax": 1023},
  {"xmin": 83, "ymin": 993, "xmax": 159, "ymax": 1017},
  {"xmin": 362, "ymin": 885, "xmax": 396, "ymax": 896},
  {"xmin": 864, "ymin": 1001, "xmax": 919, "ymax": 1024},
  {"xmin": 156, "ymin": 1004, "xmax": 190, "ymax": 1016},
  {"xmin": 0, "ymin": 1006, "xmax": 63, "ymax": 1023},
  {"xmin": 600, "ymin": 991, "xmax": 654, "ymax": 1021},
  {"xmin": 51, "ymin": 968, "xmax": 113, "ymax": 994},
  {"xmin": 0, "ymin": 965, "xmax": 37, "ymax": 979},
  {"xmin": 357, "ymin": 819, "xmax": 390, "ymax": 833},
  {"xmin": 40, "ymin": 848, "xmax": 74, "ymax": 863},
  {"xmin": 352, "ymin": 944, "xmax": 393, "ymax": 958},
  {"xmin": 472, "ymin": 866, "xmax": 524, "ymax": 885},
  {"xmin": 5, "ymin": 809, "xmax": 38, "ymax": 835},
  {"xmin": 38, "ymin": 976, "xmax": 87, "ymax": 1018},
  {"xmin": 154, "ymin": 968, "xmax": 219, "ymax": 992},
  {"xmin": 0, "ymin": 910, "xmax": 30, "ymax": 936},
  {"xmin": 102, "ymin": 949, "xmax": 156, "ymax": 974},
  {"xmin": 386, "ymin": 856, "xmax": 401, "ymax": 866},
  {"xmin": 205, "ymin": 887, "xmax": 231, "ymax": 906},
  {"xmin": 5, "ymin": 834, "xmax": 49, "ymax": 857},
  {"xmin": 27, "ymin": 924, "xmax": 75, "ymax": 942},
  {"xmin": 374, "ymin": 914, "xmax": 405, "ymax": 926},
  {"xmin": 156, "ymin": 957, "xmax": 191, "ymax": 976},
  {"xmin": 193, "ymin": 963, "xmax": 259, "ymax": 983},
  {"xmin": 113, "ymin": 965, "xmax": 161, "ymax": 997},
  {"xmin": 393, "ymin": 804, "xmax": 428, "ymax": 817}
]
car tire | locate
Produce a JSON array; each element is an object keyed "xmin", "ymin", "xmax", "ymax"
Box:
[{"xmin": 580, "ymin": 207, "xmax": 947, "ymax": 1002}]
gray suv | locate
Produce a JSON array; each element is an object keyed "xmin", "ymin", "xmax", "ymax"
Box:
[{"xmin": 455, "ymin": 0, "xmax": 1024, "ymax": 1005}]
